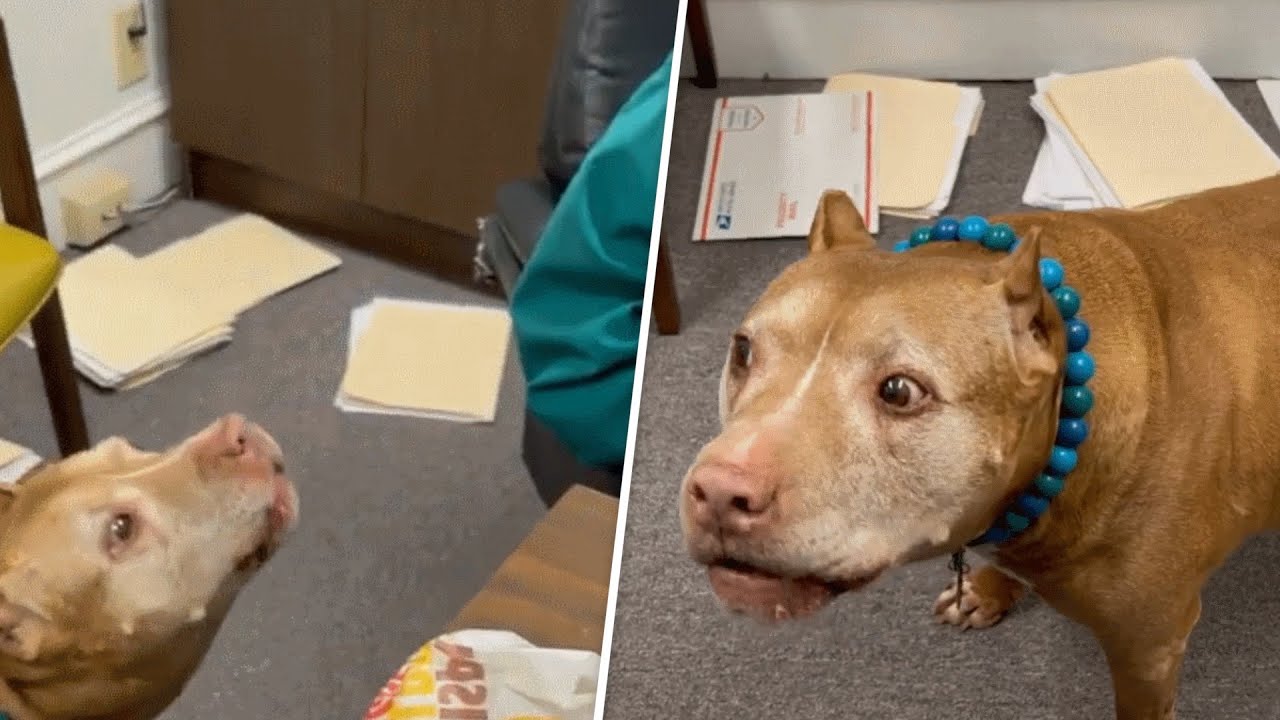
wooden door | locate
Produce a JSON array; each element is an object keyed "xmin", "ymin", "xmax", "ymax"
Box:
[
  {"xmin": 166, "ymin": 0, "xmax": 367, "ymax": 201},
  {"xmin": 362, "ymin": 1, "xmax": 569, "ymax": 236}
]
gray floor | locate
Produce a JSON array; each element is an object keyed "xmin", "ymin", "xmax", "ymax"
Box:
[
  {"xmin": 0, "ymin": 201, "xmax": 546, "ymax": 718},
  {"xmin": 604, "ymin": 80, "xmax": 1280, "ymax": 719}
]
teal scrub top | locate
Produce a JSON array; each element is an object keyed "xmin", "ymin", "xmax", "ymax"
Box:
[{"xmin": 509, "ymin": 53, "xmax": 672, "ymax": 470}]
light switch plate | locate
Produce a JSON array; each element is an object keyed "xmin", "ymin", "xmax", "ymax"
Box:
[{"xmin": 112, "ymin": 3, "xmax": 148, "ymax": 89}]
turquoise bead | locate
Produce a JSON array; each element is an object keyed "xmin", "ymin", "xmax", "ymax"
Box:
[
  {"xmin": 892, "ymin": 239, "xmax": 910, "ymax": 253},
  {"xmin": 982, "ymin": 223, "xmax": 1016, "ymax": 251},
  {"xmin": 1048, "ymin": 446, "xmax": 1078, "ymax": 475},
  {"xmin": 1064, "ymin": 351, "xmax": 1095, "ymax": 385},
  {"xmin": 1005, "ymin": 511, "xmax": 1031, "ymax": 532},
  {"xmin": 1056, "ymin": 418, "xmax": 1089, "ymax": 448},
  {"xmin": 1066, "ymin": 318, "xmax": 1090, "ymax": 352},
  {"xmin": 1034, "ymin": 473, "xmax": 1065, "ymax": 498},
  {"xmin": 959, "ymin": 215, "xmax": 989, "ymax": 241},
  {"xmin": 976, "ymin": 526, "xmax": 1011, "ymax": 545},
  {"xmin": 909, "ymin": 226, "xmax": 932, "ymax": 246},
  {"xmin": 1039, "ymin": 258, "xmax": 1064, "ymax": 291},
  {"xmin": 1061, "ymin": 385, "xmax": 1094, "ymax": 417},
  {"xmin": 931, "ymin": 217, "xmax": 960, "ymax": 240},
  {"xmin": 1053, "ymin": 286, "xmax": 1081, "ymax": 318},
  {"xmin": 1015, "ymin": 493, "xmax": 1051, "ymax": 518}
]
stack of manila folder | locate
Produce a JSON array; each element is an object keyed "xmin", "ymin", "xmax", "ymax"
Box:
[
  {"xmin": 824, "ymin": 72, "xmax": 983, "ymax": 219},
  {"xmin": 19, "ymin": 214, "xmax": 341, "ymax": 390},
  {"xmin": 336, "ymin": 297, "xmax": 512, "ymax": 424},
  {"xmin": 1025, "ymin": 57, "xmax": 1280, "ymax": 210}
]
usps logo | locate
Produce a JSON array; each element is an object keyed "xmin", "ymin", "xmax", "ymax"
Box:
[{"xmin": 716, "ymin": 214, "xmax": 732, "ymax": 230}]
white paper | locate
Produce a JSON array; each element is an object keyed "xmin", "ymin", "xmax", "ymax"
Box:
[
  {"xmin": 1258, "ymin": 79, "xmax": 1280, "ymax": 133},
  {"xmin": 0, "ymin": 450, "xmax": 41, "ymax": 486},
  {"xmin": 693, "ymin": 91, "xmax": 879, "ymax": 240},
  {"xmin": 1024, "ymin": 139, "xmax": 1099, "ymax": 211},
  {"xmin": 1029, "ymin": 76, "xmax": 1100, "ymax": 207},
  {"xmin": 364, "ymin": 629, "xmax": 599, "ymax": 720}
]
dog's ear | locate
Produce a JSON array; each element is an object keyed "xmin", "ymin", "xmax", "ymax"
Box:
[
  {"xmin": 986, "ymin": 228, "xmax": 1063, "ymax": 381},
  {"xmin": 807, "ymin": 190, "xmax": 874, "ymax": 253}
]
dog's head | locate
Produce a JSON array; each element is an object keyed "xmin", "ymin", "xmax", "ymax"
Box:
[
  {"xmin": 680, "ymin": 191, "xmax": 1066, "ymax": 622},
  {"xmin": 0, "ymin": 413, "xmax": 298, "ymax": 719}
]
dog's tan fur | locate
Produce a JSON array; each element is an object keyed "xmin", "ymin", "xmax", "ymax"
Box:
[
  {"xmin": 0, "ymin": 414, "xmax": 298, "ymax": 720},
  {"xmin": 681, "ymin": 175, "xmax": 1280, "ymax": 719}
]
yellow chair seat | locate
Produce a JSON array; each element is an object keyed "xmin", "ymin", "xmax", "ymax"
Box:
[{"xmin": 0, "ymin": 223, "xmax": 61, "ymax": 351}]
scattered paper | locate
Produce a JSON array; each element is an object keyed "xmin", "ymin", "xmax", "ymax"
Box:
[
  {"xmin": 1025, "ymin": 58, "xmax": 1280, "ymax": 210},
  {"xmin": 16, "ymin": 214, "xmax": 340, "ymax": 390},
  {"xmin": 824, "ymin": 73, "xmax": 982, "ymax": 219},
  {"xmin": 59, "ymin": 247, "xmax": 235, "ymax": 384},
  {"xmin": 136, "ymin": 215, "xmax": 341, "ymax": 319},
  {"xmin": 693, "ymin": 91, "xmax": 879, "ymax": 240},
  {"xmin": 0, "ymin": 438, "xmax": 40, "ymax": 486},
  {"xmin": 336, "ymin": 298, "xmax": 511, "ymax": 423}
]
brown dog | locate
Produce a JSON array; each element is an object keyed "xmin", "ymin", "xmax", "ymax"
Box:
[
  {"xmin": 680, "ymin": 176, "xmax": 1280, "ymax": 719},
  {"xmin": 0, "ymin": 414, "xmax": 299, "ymax": 720}
]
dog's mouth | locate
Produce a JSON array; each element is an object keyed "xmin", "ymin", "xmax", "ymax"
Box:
[
  {"xmin": 235, "ymin": 478, "xmax": 298, "ymax": 573},
  {"xmin": 705, "ymin": 557, "xmax": 881, "ymax": 623},
  {"xmin": 235, "ymin": 531, "xmax": 275, "ymax": 573}
]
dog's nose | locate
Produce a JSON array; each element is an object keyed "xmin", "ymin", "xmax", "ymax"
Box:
[
  {"xmin": 688, "ymin": 462, "xmax": 778, "ymax": 533},
  {"xmin": 243, "ymin": 423, "xmax": 286, "ymax": 475},
  {"xmin": 191, "ymin": 414, "xmax": 286, "ymax": 479}
]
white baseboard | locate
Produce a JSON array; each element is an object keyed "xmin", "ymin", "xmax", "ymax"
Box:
[
  {"xmin": 17, "ymin": 90, "xmax": 180, "ymax": 250},
  {"xmin": 684, "ymin": 0, "xmax": 1280, "ymax": 80},
  {"xmin": 33, "ymin": 92, "xmax": 170, "ymax": 182}
]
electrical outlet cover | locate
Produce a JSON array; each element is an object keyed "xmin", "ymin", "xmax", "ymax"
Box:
[
  {"xmin": 113, "ymin": 3, "xmax": 148, "ymax": 89},
  {"xmin": 61, "ymin": 170, "xmax": 132, "ymax": 248}
]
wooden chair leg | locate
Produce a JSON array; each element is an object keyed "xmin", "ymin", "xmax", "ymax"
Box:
[
  {"xmin": 687, "ymin": 0, "xmax": 718, "ymax": 89},
  {"xmin": 651, "ymin": 235, "xmax": 681, "ymax": 335},
  {"xmin": 29, "ymin": 293, "xmax": 89, "ymax": 456},
  {"xmin": 0, "ymin": 16, "xmax": 90, "ymax": 457}
]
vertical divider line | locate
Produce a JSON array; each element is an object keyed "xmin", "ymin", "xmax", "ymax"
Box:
[{"xmin": 591, "ymin": 1, "xmax": 692, "ymax": 717}]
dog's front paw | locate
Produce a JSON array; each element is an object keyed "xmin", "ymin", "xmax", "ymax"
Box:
[{"xmin": 933, "ymin": 565, "xmax": 1024, "ymax": 630}]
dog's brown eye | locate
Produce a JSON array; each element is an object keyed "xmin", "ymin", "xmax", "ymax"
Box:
[
  {"xmin": 110, "ymin": 514, "xmax": 134, "ymax": 542},
  {"xmin": 879, "ymin": 375, "xmax": 924, "ymax": 409},
  {"xmin": 104, "ymin": 513, "xmax": 138, "ymax": 557},
  {"xmin": 731, "ymin": 334, "xmax": 752, "ymax": 369}
]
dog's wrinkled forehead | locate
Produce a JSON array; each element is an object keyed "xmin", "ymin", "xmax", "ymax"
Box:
[{"xmin": 743, "ymin": 249, "xmax": 1007, "ymax": 363}]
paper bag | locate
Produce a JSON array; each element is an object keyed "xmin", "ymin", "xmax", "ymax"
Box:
[{"xmin": 364, "ymin": 630, "xmax": 599, "ymax": 720}]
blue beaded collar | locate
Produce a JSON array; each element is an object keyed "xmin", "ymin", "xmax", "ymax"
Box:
[{"xmin": 892, "ymin": 215, "xmax": 1095, "ymax": 547}]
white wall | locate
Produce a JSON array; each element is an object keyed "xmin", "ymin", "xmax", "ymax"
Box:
[
  {"xmin": 682, "ymin": 0, "xmax": 1280, "ymax": 81},
  {"xmin": 1, "ymin": 0, "xmax": 178, "ymax": 248}
]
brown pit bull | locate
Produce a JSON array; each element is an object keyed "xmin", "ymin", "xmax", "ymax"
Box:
[
  {"xmin": 0, "ymin": 414, "xmax": 299, "ymax": 720},
  {"xmin": 680, "ymin": 176, "xmax": 1280, "ymax": 720}
]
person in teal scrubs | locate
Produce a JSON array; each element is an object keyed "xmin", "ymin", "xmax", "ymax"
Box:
[{"xmin": 509, "ymin": 53, "xmax": 672, "ymax": 477}]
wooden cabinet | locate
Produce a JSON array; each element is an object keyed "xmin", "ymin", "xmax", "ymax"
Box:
[
  {"xmin": 363, "ymin": 1, "xmax": 567, "ymax": 235},
  {"xmin": 167, "ymin": 1, "xmax": 568, "ymax": 281},
  {"xmin": 167, "ymin": 0, "xmax": 366, "ymax": 201}
]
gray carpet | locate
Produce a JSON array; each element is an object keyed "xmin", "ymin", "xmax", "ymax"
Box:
[
  {"xmin": 0, "ymin": 201, "xmax": 546, "ymax": 718},
  {"xmin": 604, "ymin": 80, "xmax": 1280, "ymax": 719}
]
